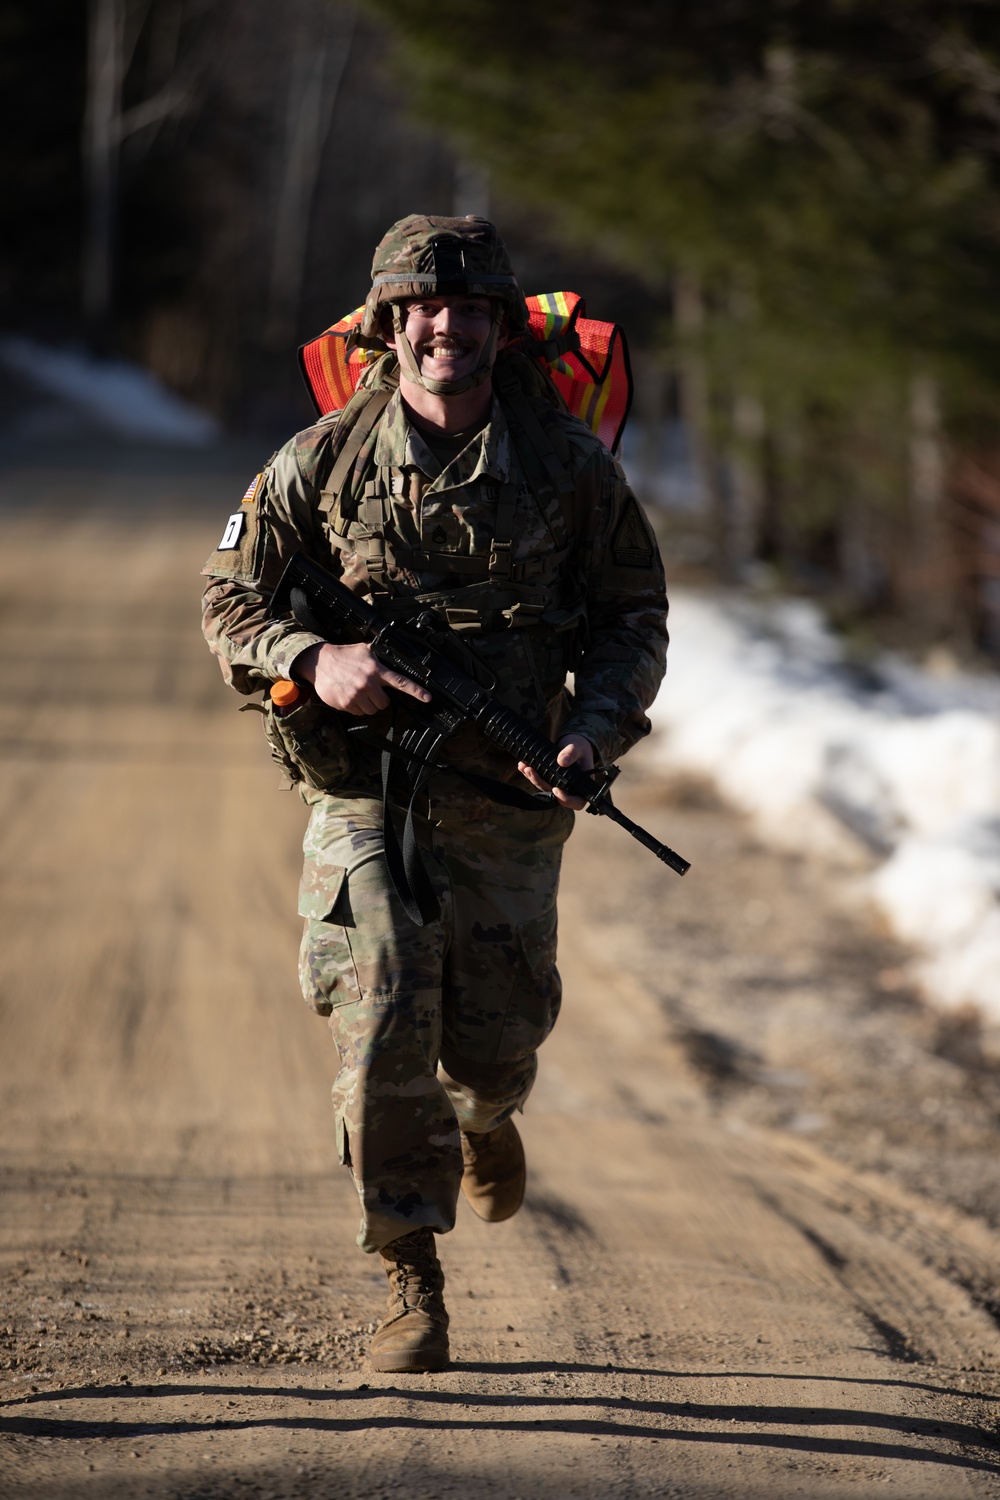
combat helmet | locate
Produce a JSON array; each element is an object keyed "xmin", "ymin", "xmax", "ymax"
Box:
[{"xmin": 361, "ymin": 214, "xmax": 529, "ymax": 396}]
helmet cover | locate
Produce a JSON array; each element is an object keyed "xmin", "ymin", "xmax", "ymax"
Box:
[{"xmin": 360, "ymin": 214, "xmax": 529, "ymax": 340}]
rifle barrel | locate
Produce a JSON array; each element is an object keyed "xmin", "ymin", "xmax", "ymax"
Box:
[{"xmin": 595, "ymin": 798, "xmax": 690, "ymax": 876}]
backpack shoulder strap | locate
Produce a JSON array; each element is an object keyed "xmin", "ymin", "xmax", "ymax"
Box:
[
  {"xmin": 492, "ymin": 353, "xmax": 582, "ymax": 553},
  {"xmin": 493, "ymin": 355, "xmax": 573, "ymax": 500},
  {"xmin": 315, "ymin": 355, "xmax": 399, "ymax": 520},
  {"xmin": 318, "ymin": 388, "xmax": 392, "ymax": 517}
]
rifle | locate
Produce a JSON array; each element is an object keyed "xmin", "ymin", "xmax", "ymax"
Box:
[{"xmin": 269, "ymin": 552, "xmax": 689, "ymax": 920}]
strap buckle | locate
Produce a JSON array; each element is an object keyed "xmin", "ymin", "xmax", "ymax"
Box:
[
  {"xmin": 501, "ymin": 600, "xmax": 546, "ymax": 628},
  {"xmin": 488, "ymin": 539, "xmax": 512, "ymax": 577}
]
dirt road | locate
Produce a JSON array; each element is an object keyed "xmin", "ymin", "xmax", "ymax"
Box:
[{"xmin": 2, "ymin": 463, "xmax": 1000, "ymax": 1498}]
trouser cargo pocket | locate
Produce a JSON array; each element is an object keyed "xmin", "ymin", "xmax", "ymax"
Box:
[{"xmin": 297, "ymin": 862, "xmax": 359, "ymax": 1015}]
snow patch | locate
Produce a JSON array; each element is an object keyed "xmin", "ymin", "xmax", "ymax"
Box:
[
  {"xmin": 650, "ymin": 590, "xmax": 1000, "ymax": 1019},
  {"xmin": 0, "ymin": 337, "xmax": 219, "ymax": 447}
]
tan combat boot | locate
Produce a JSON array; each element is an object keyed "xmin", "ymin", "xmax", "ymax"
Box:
[
  {"xmin": 460, "ymin": 1117, "xmax": 526, "ymax": 1223},
  {"xmin": 369, "ymin": 1228, "xmax": 450, "ymax": 1373}
]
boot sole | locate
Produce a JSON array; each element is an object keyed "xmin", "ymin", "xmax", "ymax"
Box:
[
  {"xmin": 369, "ymin": 1348, "xmax": 450, "ymax": 1373},
  {"xmin": 460, "ymin": 1121, "xmax": 526, "ymax": 1223},
  {"xmin": 460, "ymin": 1177, "xmax": 525, "ymax": 1222}
]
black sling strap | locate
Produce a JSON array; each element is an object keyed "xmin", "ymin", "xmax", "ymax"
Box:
[{"xmin": 378, "ymin": 715, "xmax": 442, "ymax": 927}]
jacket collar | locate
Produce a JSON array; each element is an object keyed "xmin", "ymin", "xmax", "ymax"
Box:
[{"xmin": 373, "ymin": 389, "xmax": 513, "ymax": 488}]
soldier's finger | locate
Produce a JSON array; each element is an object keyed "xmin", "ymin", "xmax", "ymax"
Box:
[
  {"xmin": 517, "ymin": 761, "xmax": 550, "ymax": 793},
  {"xmin": 379, "ymin": 667, "xmax": 433, "ymax": 703},
  {"xmin": 365, "ymin": 681, "xmax": 391, "ymax": 712}
]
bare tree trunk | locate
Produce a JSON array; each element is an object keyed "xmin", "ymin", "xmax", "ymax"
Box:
[
  {"xmin": 453, "ymin": 159, "xmax": 490, "ymax": 218},
  {"xmin": 730, "ymin": 389, "xmax": 765, "ymax": 578},
  {"xmin": 674, "ymin": 269, "xmax": 727, "ymax": 575},
  {"xmin": 264, "ymin": 3, "xmax": 357, "ymax": 351},
  {"xmin": 83, "ymin": 0, "xmax": 125, "ymax": 350},
  {"xmin": 949, "ymin": 450, "xmax": 1000, "ymax": 655},
  {"xmin": 908, "ymin": 371, "xmax": 949, "ymax": 634},
  {"xmin": 83, "ymin": 0, "xmax": 194, "ymax": 352},
  {"xmin": 633, "ymin": 352, "xmax": 670, "ymax": 507}
]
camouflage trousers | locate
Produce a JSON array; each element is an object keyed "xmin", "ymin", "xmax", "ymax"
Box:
[{"xmin": 296, "ymin": 787, "xmax": 574, "ymax": 1253}]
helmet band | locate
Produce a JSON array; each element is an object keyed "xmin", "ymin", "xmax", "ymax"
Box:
[{"xmin": 371, "ymin": 272, "xmax": 519, "ymax": 289}]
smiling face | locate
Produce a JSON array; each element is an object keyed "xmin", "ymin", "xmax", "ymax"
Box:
[{"xmin": 384, "ymin": 295, "xmax": 506, "ymax": 387}]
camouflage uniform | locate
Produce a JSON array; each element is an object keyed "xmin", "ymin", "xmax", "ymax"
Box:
[{"xmin": 202, "ymin": 315, "xmax": 667, "ymax": 1255}]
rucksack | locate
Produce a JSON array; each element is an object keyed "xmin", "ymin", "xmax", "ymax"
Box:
[{"xmin": 299, "ymin": 291, "xmax": 633, "ymax": 455}]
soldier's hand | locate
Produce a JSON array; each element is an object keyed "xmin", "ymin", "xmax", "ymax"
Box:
[
  {"xmin": 293, "ymin": 642, "xmax": 432, "ymax": 715},
  {"xmin": 518, "ymin": 734, "xmax": 595, "ymax": 810}
]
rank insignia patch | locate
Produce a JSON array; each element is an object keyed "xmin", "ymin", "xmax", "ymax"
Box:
[
  {"xmin": 217, "ymin": 512, "xmax": 246, "ymax": 550},
  {"xmin": 611, "ymin": 496, "xmax": 655, "ymax": 568},
  {"xmin": 241, "ymin": 473, "xmax": 263, "ymax": 504}
]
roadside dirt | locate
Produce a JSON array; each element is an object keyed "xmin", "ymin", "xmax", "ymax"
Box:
[{"xmin": 2, "ymin": 462, "xmax": 1000, "ymax": 1498}]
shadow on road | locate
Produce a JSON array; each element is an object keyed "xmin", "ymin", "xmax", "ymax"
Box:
[{"xmin": 3, "ymin": 1369, "xmax": 998, "ymax": 1477}]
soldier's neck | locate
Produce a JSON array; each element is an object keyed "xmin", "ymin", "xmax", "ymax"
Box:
[{"xmin": 398, "ymin": 378, "xmax": 493, "ymax": 434}]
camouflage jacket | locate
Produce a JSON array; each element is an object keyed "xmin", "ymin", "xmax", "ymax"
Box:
[{"xmin": 201, "ymin": 386, "xmax": 668, "ymax": 778}]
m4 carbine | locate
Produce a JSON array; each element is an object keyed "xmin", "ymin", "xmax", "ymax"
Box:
[{"xmin": 269, "ymin": 551, "xmax": 690, "ymax": 885}]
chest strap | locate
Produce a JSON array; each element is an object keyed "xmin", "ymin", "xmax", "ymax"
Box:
[
  {"xmin": 486, "ymin": 481, "xmax": 518, "ymax": 580},
  {"xmin": 318, "ymin": 385, "xmax": 573, "ymax": 595}
]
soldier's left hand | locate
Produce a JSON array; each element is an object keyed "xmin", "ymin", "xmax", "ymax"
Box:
[{"xmin": 518, "ymin": 734, "xmax": 595, "ymax": 810}]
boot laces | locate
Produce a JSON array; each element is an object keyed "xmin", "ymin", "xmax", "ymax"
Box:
[{"xmin": 387, "ymin": 1235, "xmax": 441, "ymax": 1311}]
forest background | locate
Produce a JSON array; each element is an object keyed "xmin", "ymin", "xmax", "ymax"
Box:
[{"xmin": 5, "ymin": 0, "xmax": 1000, "ymax": 659}]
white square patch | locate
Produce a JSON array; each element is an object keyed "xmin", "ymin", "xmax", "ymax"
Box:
[{"xmin": 217, "ymin": 512, "xmax": 245, "ymax": 550}]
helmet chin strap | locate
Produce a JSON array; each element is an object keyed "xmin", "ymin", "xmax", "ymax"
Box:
[{"xmin": 392, "ymin": 305, "xmax": 502, "ymax": 396}]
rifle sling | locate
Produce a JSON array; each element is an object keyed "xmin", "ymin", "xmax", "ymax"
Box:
[{"xmin": 380, "ymin": 718, "xmax": 442, "ymax": 928}]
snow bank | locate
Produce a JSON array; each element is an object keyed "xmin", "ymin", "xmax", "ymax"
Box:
[
  {"xmin": 0, "ymin": 337, "xmax": 219, "ymax": 447},
  {"xmin": 649, "ymin": 590, "xmax": 1000, "ymax": 1019}
]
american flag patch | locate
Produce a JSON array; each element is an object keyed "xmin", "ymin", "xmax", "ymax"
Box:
[{"xmin": 241, "ymin": 473, "xmax": 263, "ymax": 504}]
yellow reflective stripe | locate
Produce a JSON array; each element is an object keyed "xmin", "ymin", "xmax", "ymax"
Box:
[
  {"xmin": 590, "ymin": 369, "xmax": 614, "ymax": 436},
  {"xmin": 324, "ymin": 304, "xmax": 366, "ymax": 336},
  {"xmin": 576, "ymin": 379, "xmax": 599, "ymax": 432}
]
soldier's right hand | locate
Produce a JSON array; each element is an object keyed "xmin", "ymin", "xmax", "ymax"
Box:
[{"xmin": 293, "ymin": 642, "xmax": 432, "ymax": 715}]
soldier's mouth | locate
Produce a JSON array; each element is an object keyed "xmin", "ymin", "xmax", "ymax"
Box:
[{"xmin": 419, "ymin": 341, "xmax": 475, "ymax": 361}]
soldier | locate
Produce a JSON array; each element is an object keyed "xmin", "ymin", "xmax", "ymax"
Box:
[{"xmin": 201, "ymin": 215, "xmax": 667, "ymax": 1373}]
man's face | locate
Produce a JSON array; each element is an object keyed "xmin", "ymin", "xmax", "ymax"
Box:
[{"xmin": 385, "ymin": 295, "xmax": 505, "ymax": 385}]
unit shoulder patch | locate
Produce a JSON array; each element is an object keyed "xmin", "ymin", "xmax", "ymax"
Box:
[
  {"xmin": 610, "ymin": 496, "xmax": 655, "ymax": 568},
  {"xmin": 201, "ymin": 485, "xmax": 268, "ymax": 582},
  {"xmin": 217, "ymin": 511, "xmax": 245, "ymax": 550}
]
